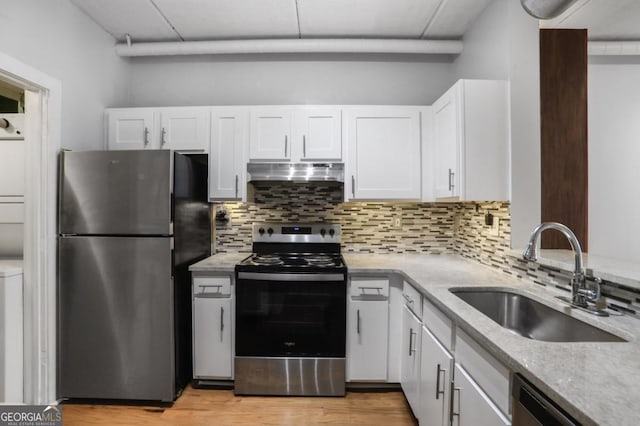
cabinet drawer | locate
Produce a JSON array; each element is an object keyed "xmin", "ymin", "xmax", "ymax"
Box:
[
  {"xmin": 455, "ymin": 329, "xmax": 510, "ymax": 416},
  {"xmin": 422, "ymin": 297, "xmax": 453, "ymax": 352},
  {"xmin": 350, "ymin": 278, "xmax": 389, "ymax": 299},
  {"xmin": 402, "ymin": 281, "xmax": 422, "ymax": 318},
  {"xmin": 0, "ymin": 203, "xmax": 24, "ymax": 223},
  {"xmin": 193, "ymin": 275, "xmax": 232, "ymax": 297}
]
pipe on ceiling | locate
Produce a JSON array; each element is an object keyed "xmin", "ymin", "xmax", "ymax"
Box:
[
  {"xmin": 520, "ymin": 0, "xmax": 580, "ymax": 19},
  {"xmin": 588, "ymin": 41, "xmax": 640, "ymax": 56},
  {"xmin": 114, "ymin": 38, "xmax": 464, "ymax": 57}
]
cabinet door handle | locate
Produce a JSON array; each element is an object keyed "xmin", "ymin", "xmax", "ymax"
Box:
[
  {"xmin": 284, "ymin": 135, "xmax": 288, "ymax": 157},
  {"xmin": 220, "ymin": 306, "xmax": 224, "ymax": 332},
  {"xmin": 448, "ymin": 168, "xmax": 455, "ymax": 192},
  {"xmin": 357, "ymin": 309, "xmax": 361, "ymax": 334},
  {"xmin": 436, "ymin": 363, "xmax": 446, "ymax": 400},
  {"xmin": 303, "ymin": 135, "xmax": 307, "ymax": 158},
  {"xmin": 450, "ymin": 383, "xmax": 461, "ymax": 423},
  {"xmin": 144, "ymin": 127, "xmax": 150, "ymax": 146},
  {"xmin": 161, "ymin": 127, "xmax": 167, "ymax": 147},
  {"xmin": 351, "ymin": 175, "xmax": 355, "ymax": 198},
  {"xmin": 408, "ymin": 328, "xmax": 416, "ymax": 356},
  {"xmin": 235, "ymin": 175, "xmax": 239, "ymax": 197}
]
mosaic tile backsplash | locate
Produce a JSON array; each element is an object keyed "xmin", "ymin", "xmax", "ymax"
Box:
[{"xmin": 213, "ymin": 182, "xmax": 640, "ymax": 317}]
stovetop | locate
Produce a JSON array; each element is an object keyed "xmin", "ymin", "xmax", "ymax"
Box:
[
  {"xmin": 236, "ymin": 252, "xmax": 346, "ymax": 273},
  {"xmin": 236, "ymin": 222, "xmax": 346, "ymax": 273}
]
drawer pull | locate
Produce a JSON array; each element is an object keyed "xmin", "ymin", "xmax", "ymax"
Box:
[{"xmin": 436, "ymin": 363, "xmax": 446, "ymax": 400}]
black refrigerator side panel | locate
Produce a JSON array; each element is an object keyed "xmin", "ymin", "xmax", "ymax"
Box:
[
  {"xmin": 57, "ymin": 236, "xmax": 174, "ymax": 401},
  {"xmin": 172, "ymin": 152, "xmax": 211, "ymax": 392}
]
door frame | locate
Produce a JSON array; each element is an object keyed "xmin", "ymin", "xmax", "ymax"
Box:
[{"xmin": 0, "ymin": 50, "xmax": 61, "ymax": 404}]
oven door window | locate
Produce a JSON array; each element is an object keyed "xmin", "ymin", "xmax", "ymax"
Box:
[{"xmin": 236, "ymin": 279, "xmax": 346, "ymax": 357}]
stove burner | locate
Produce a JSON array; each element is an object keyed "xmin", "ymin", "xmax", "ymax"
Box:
[
  {"xmin": 252, "ymin": 254, "xmax": 284, "ymax": 265},
  {"xmin": 305, "ymin": 254, "xmax": 335, "ymax": 266}
]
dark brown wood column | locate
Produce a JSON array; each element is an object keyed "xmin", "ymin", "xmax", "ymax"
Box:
[{"xmin": 539, "ymin": 29, "xmax": 588, "ymax": 250}]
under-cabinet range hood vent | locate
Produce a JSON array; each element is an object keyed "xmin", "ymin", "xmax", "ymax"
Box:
[{"xmin": 247, "ymin": 163, "xmax": 344, "ymax": 183}]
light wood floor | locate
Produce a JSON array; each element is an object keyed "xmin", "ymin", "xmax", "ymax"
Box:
[{"xmin": 62, "ymin": 385, "xmax": 418, "ymax": 425}]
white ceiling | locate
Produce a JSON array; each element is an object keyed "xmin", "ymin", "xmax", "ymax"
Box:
[
  {"xmin": 69, "ymin": 0, "xmax": 494, "ymax": 43},
  {"xmin": 70, "ymin": 0, "xmax": 640, "ymax": 46}
]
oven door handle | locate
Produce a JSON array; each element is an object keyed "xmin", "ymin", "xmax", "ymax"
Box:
[{"xmin": 237, "ymin": 272, "xmax": 345, "ymax": 281}]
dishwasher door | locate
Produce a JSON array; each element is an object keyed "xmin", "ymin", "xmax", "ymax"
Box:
[{"xmin": 512, "ymin": 374, "xmax": 581, "ymax": 426}]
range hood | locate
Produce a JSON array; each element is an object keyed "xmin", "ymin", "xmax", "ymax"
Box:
[{"xmin": 247, "ymin": 163, "xmax": 344, "ymax": 183}]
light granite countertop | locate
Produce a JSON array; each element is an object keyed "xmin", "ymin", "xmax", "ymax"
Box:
[{"xmin": 190, "ymin": 252, "xmax": 640, "ymax": 426}]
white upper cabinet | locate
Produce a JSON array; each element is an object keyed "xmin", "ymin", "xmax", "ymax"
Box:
[
  {"xmin": 209, "ymin": 108, "xmax": 248, "ymax": 200},
  {"xmin": 432, "ymin": 80, "xmax": 509, "ymax": 201},
  {"xmin": 345, "ymin": 107, "xmax": 421, "ymax": 200},
  {"xmin": 158, "ymin": 108, "xmax": 210, "ymax": 152},
  {"xmin": 107, "ymin": 109, "xmax": 155, "ymax": 150},
  {"xmin": 249, "ymin": 107, "xmax": 292, "ymax": 160},
  {"xmin": 293, "ymin": 108, "xmax": 342, "ymax": 161},
  {"xmin": 107, "ymin": 107, "xmax": 210, "ymax": 152},
  {"xmin": 249, "ymin": 106, "xmax": 342, "ymax": 162}
]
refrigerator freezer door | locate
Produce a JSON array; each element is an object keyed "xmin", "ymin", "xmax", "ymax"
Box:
[
  {"xmin": 59, "ymin": 150, "xmax": 171, "ymax": 235},
  {"xmin": 58, "ymin": 236, "xmax": 174, "ymax": 401}
]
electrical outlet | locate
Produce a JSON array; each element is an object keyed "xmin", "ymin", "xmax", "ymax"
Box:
[
  {"xmin": 453, "ymin": 215, "xmax": 460, "ymax": 236},
  {"xmin": 392, "ymin": 216, "xmax": 402, "ymax": 230},
  {"xmin": 489, "ymin": 217, "xmax": 500, "ymax": 236}
]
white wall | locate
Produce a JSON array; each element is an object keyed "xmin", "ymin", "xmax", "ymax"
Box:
[
  {"xmin": 453, "ymin": 0, "xmax": 541, "ymax": 249},
  {"xmin": 589, "ymin": 57, "xmax": 640, "ymax": 262},
  {"xmin": 127, "ymin": 54, "xmax": 454, "ymax": 106},
  {"xmin": 0, "ymin": 0, "xmax": 130, "ymax": 150}
]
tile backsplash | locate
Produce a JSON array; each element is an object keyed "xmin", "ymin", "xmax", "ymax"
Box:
[
  {"xmin": 213, "ymin": 182, "xmax": 640, "ymax": 316},
  {"xmin": 213, "ymin": 182, "xmax": 510, "ymax": 256}
]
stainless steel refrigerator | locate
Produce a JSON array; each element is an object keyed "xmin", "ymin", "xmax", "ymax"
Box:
[{"xmin": 57, "ymin": 150, "xmax": 210, "ymax": 401}]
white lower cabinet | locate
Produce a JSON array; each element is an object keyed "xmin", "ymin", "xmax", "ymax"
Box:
[
  {"xmin": 347, "ymin": 299, "xmax": 389, "ymax": 381},
  {"xmin": 419, "ymin": 325, "xmax": 453, "ymax": 426},
  {"xmin": 452, "ymin": 363, "xmax": 511, "ymax": 426},
  {"xmin": 192, "ymin": 275, "xmax": 233, "ymax": 380},
  {"xmin": 401, "ymin": 304, "xmax": 422, "ymax": 414}
]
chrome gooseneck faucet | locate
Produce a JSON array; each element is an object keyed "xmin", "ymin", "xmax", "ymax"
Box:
[{"xmin": 523, "ymin": 222, "xmax": 600, "ymax": 308}]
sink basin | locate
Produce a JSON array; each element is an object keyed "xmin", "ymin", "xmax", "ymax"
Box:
[{"xmin": 449, "ymin": 288, "xmax": 626, "ymax": 342}]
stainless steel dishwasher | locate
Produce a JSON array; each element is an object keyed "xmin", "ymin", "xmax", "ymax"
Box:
[{"xmin": 512, "ymin": 374, "xmax": 581, "ymax": 426}]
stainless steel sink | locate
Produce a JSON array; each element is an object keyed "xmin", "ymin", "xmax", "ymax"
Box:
[{"xmin": 449, "ymin": 288, "xmax": 626, "ymax": 342}]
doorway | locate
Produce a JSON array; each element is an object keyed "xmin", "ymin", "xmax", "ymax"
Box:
[{"xmin": 0, "ymin": 50, "xmax": 61, "ymax": 405}]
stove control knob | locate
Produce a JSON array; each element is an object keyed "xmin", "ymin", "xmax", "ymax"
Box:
[
  {"xmin": 329, "ymin": 229, "xmax": 335, "ymax": 237},
  {"xmin": 320, "ymin": 228, "xmax": 326, "ymax": 237},
  {"xmin": 258, "ymin": 227, "xmax": 265, "ymax": 236},
  {"xmin": 267, "ymin": 227, "xmax": 274, "ymax": 236}
]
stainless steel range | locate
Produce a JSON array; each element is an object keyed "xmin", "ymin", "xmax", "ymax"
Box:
[{"xmin": 234, "ymin": 223, "xmax": 347, "ymax": 396}]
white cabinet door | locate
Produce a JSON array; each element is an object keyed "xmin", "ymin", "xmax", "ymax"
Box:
[
  {"xmin": 159, "ymin": 108, "xmax": 209, "ymax": 152},
  {"xmin": 401, "ymin": 304, "xmax": 422, "ymax": 416},
  {"xmin": 432, "ymin": 80, "xmax": 509, "ymax": 201},
  {"xmin": 433, "ymin": 85, "xmax": 460, "ymax": 199},
  {"xmin": 193, "ymin": 296, "xmax": 232, "ymax": 379},
  {"xmin": 452, "ymin": 363, "xmax": 511, "ymax": 426},
  {"xmin": 107, "ymin": 109, "xmax": 156, "ymax": 150},
  {"xmin": 249, "ymin": 108, "xmax": 291, "ymax": 160},
  {"xmin": 420, "ymin": 325, "xmax": 453, "ymax": 426},
  {"xmin": 346, "ymin": 108, "xmax": 421, "ymax": 200},
  {"xmin": 294, "ymin": 108, "xmax": 342, "ymax": 161},
  {"xmin": 347, "ymin": 299, "xmax": 388, "ymax": 381},
  {"xmin": 209, "ymin": 108, "xmax": 247, "ymax": 200}
]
